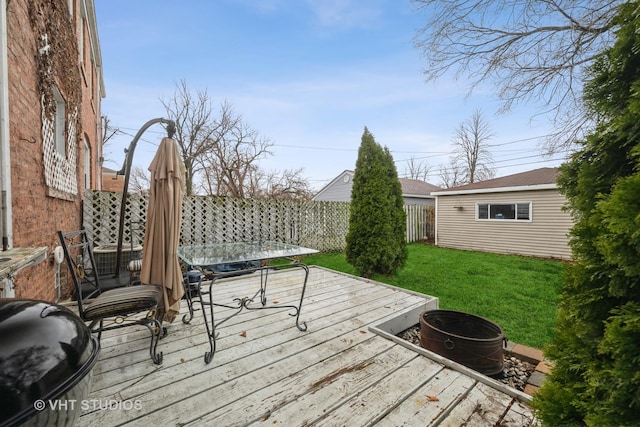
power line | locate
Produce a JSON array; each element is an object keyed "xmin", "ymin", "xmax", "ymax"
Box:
[
  {"xmin": 491, "ymin": 149, "xmax": 572, "ymax": 165},
  {"xmin": 486, "ymin": 135, "xmax": 549, "ymax": 147},
  {"xmin": 272, "ymin": 134, "xmax": 553, "ymax": 159},
  {"xmin": 398, "ymin": 155, "xmax": 569, "ymax": 181},
  {"xmin": 113, "ymin": 124, "xmax": 553, "ymax": 158},
  {"xmin": 110, "ymin": 124, "xmax": 566, "ymax": 185},
  {"xmin": 272, "ymin": 144, "xmax": 356, "ymax": 152},
  {"xmin": 111, "ymin": 125, "xmax": 168, "ymax": 136}
]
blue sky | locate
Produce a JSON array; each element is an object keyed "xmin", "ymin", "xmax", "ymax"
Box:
[{"xmin": 95, "ymin": 0, "xmax": 566, "ymax": 191}]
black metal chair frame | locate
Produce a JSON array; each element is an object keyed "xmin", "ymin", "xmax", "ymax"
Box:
[{"xmin": 58, "ymin": 229, "xmax": 164, "ymax": 364}]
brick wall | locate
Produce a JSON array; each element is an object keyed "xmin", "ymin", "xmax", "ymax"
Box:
[
  {"xmin": 5, "ymin": 0, "xmax": 96, "ymax": 301},
  {"xmin": 78, "ymin": 5, "xmax": 103, "ymax": 193},
  {"xmin": 101, "ymin": 169, "xmax": 125, "ymax": 192}
]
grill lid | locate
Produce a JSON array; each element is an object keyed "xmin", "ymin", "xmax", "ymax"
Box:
[{"xmin": 0, "ymin": 299, "xmax": 100, "ymax": 425}]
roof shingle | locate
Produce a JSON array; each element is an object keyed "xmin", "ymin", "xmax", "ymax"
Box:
[
  {"xmin": 439, "ymin": 167, "xmax": 559, "ymax": 192},
  {"xmin": 398, "ymin": 178, "xmax": 442, "ymax": 195}
]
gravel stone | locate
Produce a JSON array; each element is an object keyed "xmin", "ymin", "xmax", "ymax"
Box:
[{"xmin": 395, "ymin": 324, "xmax": 535, "ymax": 391}]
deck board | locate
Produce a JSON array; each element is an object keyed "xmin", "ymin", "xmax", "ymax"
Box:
[
  {"xmin": 75, "ymin": 267, "xmax": 537, "ymax": 426},
  {"xmin": 298, "ymin": 350, "xmax": 444, "ymax": 427},
  {"xmin": 376, "ymin": 369, "xmax": 477, "ymax": 426}
]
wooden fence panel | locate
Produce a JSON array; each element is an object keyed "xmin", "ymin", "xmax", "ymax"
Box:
[
  {"xmin": 83, "ymin": 191, "xmax": 433, "ymax": 252},
  {"xmin": 404, "ymin": 204, "xmax": 435, "ymax": 243}
]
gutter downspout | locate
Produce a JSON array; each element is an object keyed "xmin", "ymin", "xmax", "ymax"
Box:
[
  {"xmin": 434, "ymin": 195, "xmax": 438, "ymax": 247},
  {"xmin": 0, "ymin": 0, "xmax": 13, "ymax": 251}
]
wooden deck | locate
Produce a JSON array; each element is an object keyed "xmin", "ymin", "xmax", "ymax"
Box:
[{"xmin": 77, "ymin": 267, "xmax": 538, "ymax": 426}]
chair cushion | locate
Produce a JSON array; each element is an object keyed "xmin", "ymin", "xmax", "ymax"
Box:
[
  {"xmin": 83, "ymin": 285, "xmax": 162, "ymax": 320},
  {"xmin": 127, "ymin": 259, "xmax": 143, "ymax": 271}
]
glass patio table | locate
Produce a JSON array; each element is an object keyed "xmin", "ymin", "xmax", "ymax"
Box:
[{"xmin": 177, "ymin": 241, "xmax": 318, "ymax": 363}]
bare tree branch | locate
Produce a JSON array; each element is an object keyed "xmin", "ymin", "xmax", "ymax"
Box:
[
  {"xmin": 160, "ymin": 79, "xmax": 227, "ymax": 195},
  {"xmin": 260, "ymin": 168, "xmax": 313, "ymax": 200},
  {"xmin": 128, "ymin": 166, "xmax": 150, "ymax": 194},
  {"xmin": 205, "ymin": 120, "xmax": 272, "ymax": 198},
  {"xmin": 453, "ymin": 109, "xmax": 495, "ymax": 183},
  {"xmin": 403, "ymin": 156, "xmax": 432, "ymax": 181},
  {"xmin": 100, "ymin": 116, "xmax": 121, "ymax": 167},
  {"xmin": 162, "ymin": 80, "xmax": 312, "ymax": 198},
  {"xmin": 438, "ymin": 163, "xmax": 466, "ymax": 188},
  {"xmin": 101, "ymin": 116, "xmax": 120, "ymax": 146},
  {"xmin": 440, "ymin": 109, "xmax": 495, "ymax": 187},
  {"xmin": 412, "ymin": 0, "xmax": 622, "ymax": 150}
]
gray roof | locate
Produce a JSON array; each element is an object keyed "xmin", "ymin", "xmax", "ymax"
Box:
[
  {"xmin": 314, "ymin": 170, "xmax": 441, "ymax": 200},
  {"xmin": 438, "ymin": 167, "xmax": 559, "ymax": 193},
  {"xmin": 346, "ymin": 170, "xmax": 441, "ymax": 197},
  {"xmin": 398, "ymin": 178, "xmax": 442, "ymax": 196}
]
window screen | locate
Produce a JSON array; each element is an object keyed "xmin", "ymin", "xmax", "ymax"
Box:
[{"xmin": 477, "ymin": 203, "xmax": 531, "ymax": 221}]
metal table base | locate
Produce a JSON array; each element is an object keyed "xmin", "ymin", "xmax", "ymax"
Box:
[{"xmin": 181, "ymin": 260, "xmax": 310, "ymax": 364}]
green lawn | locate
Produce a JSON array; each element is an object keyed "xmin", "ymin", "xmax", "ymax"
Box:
[{"xmin": 302, "ymin": 243, "xmax": 565, "ymax": 349}]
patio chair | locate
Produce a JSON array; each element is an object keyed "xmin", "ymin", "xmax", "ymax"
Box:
[{"xmin": 57, "ymin": 229, "xmax": 164, "ymax": 364}]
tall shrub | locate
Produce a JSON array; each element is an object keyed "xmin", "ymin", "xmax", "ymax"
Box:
[
  {"xmin": 345, "ymin": 127, "xmax": 407, "ymax": 277},
  {"xmin": 534, "ymin": 3, "xmax": 640, "ymax": 425}
]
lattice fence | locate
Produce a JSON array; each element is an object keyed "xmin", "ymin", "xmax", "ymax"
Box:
[
  {"xmin": 42, "ymin": 104, "xmax": 78, "ymax": 196},
  {"xmin": 83, "ymin": 191, "xmax": 434, "ymax": 252},
  {"xmin": 83, "ymin": 191, "xmax": 147, "ymax": 247}
]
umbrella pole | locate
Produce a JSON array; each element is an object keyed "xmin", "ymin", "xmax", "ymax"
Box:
[{"xmin": 113, "ymin": 118, "xmax": 176, "ymax": 277}]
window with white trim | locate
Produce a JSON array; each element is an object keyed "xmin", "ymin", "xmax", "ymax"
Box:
[
  {"xmin": 84, "ymin": 136, "xmax": 90, "ymax": 190},
  {"xmin": 79, "ymin": 17, "xmax": 85, "ymax": 64},
  {"xmin": 477, "ymin": 202, "xmax": 531, "ymax": 221},
  {"xmin": 52, "ymin": 85, "xmax": 66, "ymax": 156}
]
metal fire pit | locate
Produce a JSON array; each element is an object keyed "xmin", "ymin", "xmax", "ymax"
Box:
[
  {"xmin": 420, "ymin": 309, "xmax": 505, "ymax": 376},
  {"xmin": 0, "ymin": 299, "xmax": 100, "ymax": 426}
]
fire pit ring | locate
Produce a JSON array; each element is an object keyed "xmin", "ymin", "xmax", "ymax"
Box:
[{"xmin": 419, "ymin": 309, "xmax": 505, "ymax": 376}]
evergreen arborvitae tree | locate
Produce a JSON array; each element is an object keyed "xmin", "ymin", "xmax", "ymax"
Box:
[
  {"xmin": 345, "ymin": 127, "xmax": 407, "ymax": 278},
  {"xmin": 384, "ymin": 146, "xmax": 408, "ymax": 272},
  {"xmin": 534, "ymin": 3, "xmax": 640, "ymax": 425}
]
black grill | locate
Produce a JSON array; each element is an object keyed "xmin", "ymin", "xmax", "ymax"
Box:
[{"xmin": 0, "ymin": 299, "xmax": 99, "ymax": 427}]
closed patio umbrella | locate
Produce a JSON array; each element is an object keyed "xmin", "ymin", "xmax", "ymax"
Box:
[{"xmin": 140, "ymin": 136, "xmax": 185, "ymax": 323}]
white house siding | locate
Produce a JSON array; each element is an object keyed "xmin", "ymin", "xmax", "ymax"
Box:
[
  {"xmin": 313, "ymin": 171, "xmax": 354, "ymax": 202},
  {"xmin": 314, "ymin": 170, "xmax": 439, "ymax": 205},
  {"xmin": 315, "ymin": 179, "xmax": 353, "ymax": 201},
  {"xmin": 436, "ymin": 189, "xmax": 573, "ymax": 259}
]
